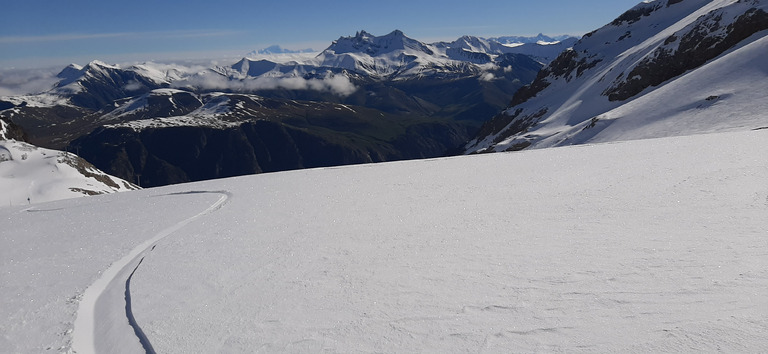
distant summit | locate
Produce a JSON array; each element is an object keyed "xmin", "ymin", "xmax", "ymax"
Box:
[
  {"xmin": 488, "ymin": 33, "xmax": 575, "ymax": 45},
  {"xmin": 255, "ymin": 45, "xmax": 315, "ymax": 55},
  {"xmin": 322, "ymin": 30, "xmax": 434, "ymax": 57}
]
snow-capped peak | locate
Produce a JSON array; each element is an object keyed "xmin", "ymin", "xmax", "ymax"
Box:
[
  {"xmin": 55, "ymin": 64, "xmax": 86, "ymax": 87},
  {"xmin": 85, "ymin": 60, "xmax": 119, "ymax": 70},
  {"xmin": 54, "ymin": 60, "xmax": 119, "ymax": 88},
  {"xmin": 323, "ymin": 29, "xmax": 434, "ymax": 57}
]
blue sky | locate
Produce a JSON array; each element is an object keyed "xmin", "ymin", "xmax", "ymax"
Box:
[{"xmin": 1, "ymin": 0, "xmax": 642, "ymax": 69}]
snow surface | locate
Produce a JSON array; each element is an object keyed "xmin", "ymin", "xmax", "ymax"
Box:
[
  {"xmin": 0, "ymin": 93, "xmax": 71, "ymax": 108},
  {"xmin": 0, "ymin": 140, "xmax": 138, "ymax": 206},
  {"xmin": 531, "ymin": 28, "xmax": 768, "ymax": 149},
  {"xmin": 1, "ymin": 128, "xmax": 767, "ymax": 352},
  {"xmin": 466, "ymin": 0, "xmax": 768, "ymax": 153}
]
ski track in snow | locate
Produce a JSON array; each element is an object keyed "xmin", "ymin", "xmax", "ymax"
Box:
[
  {"xmin": 125, "ymin": 255, "xmax": 156, "ymax": 354},
  {"xmin": 70, "ymin": 190, "xmax": 230, "ymax": 354}
]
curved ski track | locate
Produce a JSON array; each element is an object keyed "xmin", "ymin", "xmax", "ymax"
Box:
[{"xmin": 70, "ymin": 190, "xmax": 231, "ymax": 354}]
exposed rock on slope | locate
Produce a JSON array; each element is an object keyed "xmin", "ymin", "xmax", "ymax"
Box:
[
  {"xmin": 465, "ymin": 0, "xmax": 768, "ymax": 153},
  {"xmin": 0, "ymin": 116, "xmax": 26, "ymax": 141},
  {"xmin": 0, "ymin": 139, "xmax": 139, "ymax": 205}
]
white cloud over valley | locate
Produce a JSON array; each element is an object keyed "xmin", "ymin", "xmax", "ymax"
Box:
[
  {"xmin": 0, "ymin": 68, "xmax": 60, "ymax": 96},
  {"xmin": 172, "ymin": 74, "xmax": 358, "ymax": 97}
]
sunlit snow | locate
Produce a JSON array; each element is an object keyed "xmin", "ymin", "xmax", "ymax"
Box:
[
  {"xmin": 0, "ymin": 140, "xmax": 138, "ymax": 205},
  {"xmin": 2, "ymin": 129, "xmax": 766, "ymax": 352}
]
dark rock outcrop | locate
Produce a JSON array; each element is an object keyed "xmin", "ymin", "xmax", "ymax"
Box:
[
  {"xmin": 604, "ymin": 7, "xmax": 768, "ymax": 101},
  {"xmin": 0, "ymin": 116, "xmax": 27, "ymax": 141}
]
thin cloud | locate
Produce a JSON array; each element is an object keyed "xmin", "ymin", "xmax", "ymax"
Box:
[{"xmin": 0, "ymin": 30, "xmax": 245, "ymax": 44}]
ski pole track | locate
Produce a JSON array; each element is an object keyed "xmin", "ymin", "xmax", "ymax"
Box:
[{"xmin": 70, "ymin": 190, "xmax": 230, "ymax": 354}]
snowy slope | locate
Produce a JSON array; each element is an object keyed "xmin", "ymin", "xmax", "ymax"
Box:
[
  {"xmin": 0, "ymin": 119, "xmax": 9, "ymax": 140},
  {"xmin": 0, "ymin": 140, "xmax": 138, "ymax": 205},
  {"xmin": 465, "ymin": 0, "xmax": 768, "ymax": 153},
  {"xmin": 1, "ymin": 128, "xmax": 767, "ymax": 353},
  {"xmin": 102, "ymin": 92, "xmax": 240, "ymax": 131}
]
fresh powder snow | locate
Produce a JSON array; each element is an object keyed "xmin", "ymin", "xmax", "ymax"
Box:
[{"xmin": 1, "ymin": 128, "xmax": 766, "ymax": 352}]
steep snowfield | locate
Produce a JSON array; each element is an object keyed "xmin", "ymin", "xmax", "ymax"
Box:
[
  {"xmin": 525, "ymin": 29, "xmax": 768, "ymax": 148},
  {"xmin": 2, "ymin": 128, "xmax": 766, "ymax": 352},
  {"xmin": 0, "ymin": 140, "xmax": 138, "ymax": 205},
  {"xmin": 465, "ymin": 0, "xmax": 768, "ymax": 153}
]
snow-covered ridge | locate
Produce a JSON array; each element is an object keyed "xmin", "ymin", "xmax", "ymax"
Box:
[
  {"xmin": 100, "ymin": 88, "xmax": 198, "ymax": 121},
  {"xmin": 0, "ymin": 139, "xmax": 139, "ymax": 205},
  {"xmin": 465, "ymin": 0, "xmax": 768, "ymax": 153},
  {"xmin": 104, "ymin": 93, "xmax": 241, "ymax": 131},
  {"xmin": 488, "ymin": 33, "xmax": 575, "ymax": 45},
  {"xmin": 312, "ymin": 30, "xmax": 577, "ymax": 79}
]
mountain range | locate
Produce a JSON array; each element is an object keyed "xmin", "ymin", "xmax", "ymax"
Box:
[
  {"xmin": 4, "ymin": 0, "xmax": 768, "ymax": 189},
  {"xmin": 0, "ymin": 31, "xmax": 570, "ymax": 187}
]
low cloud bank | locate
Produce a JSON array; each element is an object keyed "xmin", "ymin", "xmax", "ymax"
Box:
[
  {"xmin": 173, "ymin": 74, "xmax": 358, "ymax": 97},
  {"xmin": 0, "ymin": 68, "xmax": 60, "ymax": 96}
]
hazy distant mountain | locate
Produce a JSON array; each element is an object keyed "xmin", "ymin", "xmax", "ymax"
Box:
[
  {"xmin": 251, "ymin": 45, "xmax": 316, "ymax": 55},
  {"xmin": 488, "ymin": 33, "xmax": 575, "ymax": 44},
  {"xmin": 435, "ymin": 35, "xmax": 579, "ymax": 64}
]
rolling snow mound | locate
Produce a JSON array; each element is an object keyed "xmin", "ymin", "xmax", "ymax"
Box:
[{"xmin": 0, "ymin": 139, "xmax": 138, "ymax": 205}]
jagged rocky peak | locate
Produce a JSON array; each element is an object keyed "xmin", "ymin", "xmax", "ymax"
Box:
[{"xmin": 325, "ymin": 29, "xmax": 433, "ymax": 56}]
